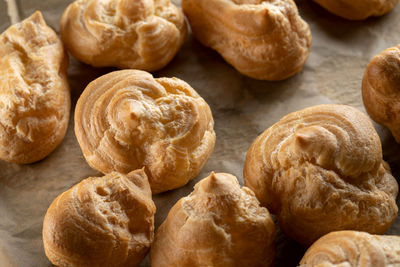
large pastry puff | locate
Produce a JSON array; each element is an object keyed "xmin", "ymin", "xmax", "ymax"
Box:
[
  {"xmin": 0, "ymin": 11, "xmax": 70, "ymax": 164},
  {"xmin": 43, "ymin": 168, "xmax": 156, "ymax": 267},
  {"xmin": 362, "ymin": 45, "xmax": 400, "ymax": 143},
  {"xmin": 75, "ymin": 69, "xmax": 216, "ymax": 194},
  {"xmin": 244, "ymin": 104, "xmax": 399, "ymax": 246},
  {"xmin": 313, "ymin": 0, "xmax": 399, "ymax": 20},
  {"xmin": 60, "ymin": 0, "xmax": 186, "ymax": 71},
  {"xmin": 181, "ymin": 0, "xmax": 312, "ymax": 81},
  {"xmin": 150, "ymin": 172, "xmax": 276, "ymax": 267},
  {"xmin": 299, "ymin": 231, "xmax": 400, "ymax": 266}
]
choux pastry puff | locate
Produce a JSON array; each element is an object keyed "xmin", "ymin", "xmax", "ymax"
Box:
[
  {"xmin": 362, "ymin": 44, "xmax": 400, "ymax": 143},
  {"xmin": 244, "ymin": 104, "xmax": 398, "ymax": 246},
  {"xmin": 60, "ymin": 0, "xmax": 186, "ymax": 71},
  {"xmin": 182, "ymin": 0, "xmax": 312, "ymax": 81},
  {"xmin": 313, "ymin": 0, "xmax": 399, "ymax": 20},
  {"xmin": 74, "ymin": 70, "xmax": 216, "ymax": 194},
  {"xmin": 0, "ymin": 11, "xmax": 70, "ymax": 164},
  {"xmin": 299, "ymin": 231, "xmax": 400, "ymax": 267},
  {"xmin": 151, "ymin": 172, "xmax": 276, "ymax": 267},
  {"xmin": 43, "ymin": 169, "xmax": 156, "ymax": 267}
]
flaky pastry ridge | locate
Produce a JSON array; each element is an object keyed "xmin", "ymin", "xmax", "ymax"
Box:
[
  {"xmin": 75, "ymin": 70, "xmax": 215, "ymax": 194},
  {"xmin": 181, "ymin": 0, "xmax": 312, "ymax": 81},
  {"xmin": 362, "ymin": 45, "xmax": 400, "ymax": 143},
  {"xmin": 244, "ymin": 104, "xmax": 398, "ymax": 246},
  {"xmin": 43, "ymin": 169, "xmax": 156, "ymax": 267},
  {"xmin": 299, "ymin": 231, "xmax": 400, "ymax": 267},
  {"xmin": 150, "ymin": 172, "xmax": 276, "ymax": 267},
  {"xmin": 60, "ymin": 0, "xmax": 186, "ymax": 71},
  {"xmin": 0, "ymin": 11, "xmax": 70, "ymax": 164},
  {"xmin": 313, "ymin": 0, "xmax": 399, "ymax": 20}
]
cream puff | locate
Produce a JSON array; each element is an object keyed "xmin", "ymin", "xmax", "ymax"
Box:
[{"xmin": 244, "ymin": 104, "xmax": 398, "ymax": 245}]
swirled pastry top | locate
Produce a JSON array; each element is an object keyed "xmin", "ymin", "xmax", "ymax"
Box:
[
  {"xmin": 60, "ymin": 0, "xmax": 187, "ymax": 71},
  {"xmin": 75, "ymin": 70, "xmax": 216, "ymax": 194},
  {"xmin": 0, "ymin": 11, "xmax": 70, "ymax": 164},
  {"xmin": 313, "ymin": 0, "xmax": 399, "ymax": 20},
  {"xmin": 43, "ymin": 169, "xmax": 156, "ymax": 267},
  {"xmin": 299, "ymin": 231, "xmax": 400, "ymax": 267},
  {"xmin": 181, "ymin": 0, "xmax": 312, "ymax": 81},
  {"xmin": 244, "ymin": 104, "xmax": 398, "ymax": 245},
  {"xmin": 150, "ymin": 172, "xmax": 276, "ymax": 267},
  {"xmin": 362, "ymin": 45, "xmax": 400, "ymax": 143}
]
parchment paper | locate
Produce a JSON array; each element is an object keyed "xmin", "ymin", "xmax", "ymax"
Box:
[{"xmin": 1, "ymin": 1, "xmax": 400, "ymax": 266}]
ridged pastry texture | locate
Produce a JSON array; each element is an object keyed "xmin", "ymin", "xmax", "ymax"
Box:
[
  {"xmin": 299, "ymin": 231, "xmax": 400, "ymax": 267},
  {"xmin": 313, "ymin": 0, "xmax": 399, "ymax": 20},
  {"xmin": 43, "ymin": 168, "xmax": 156, "ymax": 267},
  {"xmin": 0, "ymin": 11, "xmax": 70, "ymax": 164},
  {"xmin": 60, "ymin": 0, "xmax": 187, "ymax": 71},
  {"xmin": 150, "ymin": 172, "xmax": 276, "ymax": 267},
  {"xmin": 181, "ymin": 0, "xmax": 312, "ymax": 81},
  {"xmin": 75, "ymin": 69, "xmax": 216, "ymax": 194},
  {"xmin": 362, "ymin": 45, "xmax": 400, "ymax": 143},
  {"xmin": 244, "ymin": 104, "xmax": 399, "ymax": 246}
]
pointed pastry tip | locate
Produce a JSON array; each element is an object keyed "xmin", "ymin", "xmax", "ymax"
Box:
[
  {"xmin": 198, "ymin": 172, "xmax": 240, "ymax": 195},
  {"xmin": 28, "ymin": 10, "xmax": 46, "ymax": 26},
  {"xmin": 126, "ymin": 168, "xmax": 147, "ymax": 182},
  {"xmin": 207, "ymin": 171, "xmax": 220, "ymax": 186},
  {"xmin": 197, "ymin": 171, "xmax": 219, "ymax": 193},
  {"xmin": 209, "ymin": 171, "xmax": 217, "ymax": 180},
  {"xmin": 125, "ymin": 168, "xmax": 152, "ymax": 196}
]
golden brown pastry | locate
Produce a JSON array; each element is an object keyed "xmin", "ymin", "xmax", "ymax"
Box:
[
  {"xmin": 362, "ymin": 45, "xmax": 400, "ymax": 143},
  {"xmin": 299, "ymin": 231, "xmax": 400, "ymax": 267},
  {"xmin": 60, "ymin": 0, "xmax": 186, "ymax": 71},
  {"xmin": 75, "ymin": 69, "xmax": 215, "ymax": 194},
  {"xmin": 181, "ymin": 0, "xmax": 312, "ymax": 81},
  {"xmin": 43, "ymin": 168, "xmax": 156, "ymax": 267},
  {"xmin": 313, "ymin": 0, "xmax": 399, "ymax": 20},
  {"xmin": 150, "ymin": 172, "xmax": 276, "ymax": 267},
  {"xmin": 0, "ymin": 11, "xmax": 70, "ymax": 164},
  {"xmin": 244, "ymin": 104, "xmax": 398, "ymax": 246}
]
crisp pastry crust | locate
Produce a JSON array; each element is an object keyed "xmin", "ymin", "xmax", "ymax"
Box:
[
  {"xmin": 313, "ymin": 0, "xmax": 399, "ymax": 20},
  {"xmin": 362, "ymin": 45, "xmax": 400, "ymax": 143},
  {"xmin": 74, "ymin": 69, "xmax": 216, "ymax": 194},
  {"xmin": 244, "ymin": 104, "xmax": 399, "ymax": 246},
  {"xmin": 150, "ymin": 172, "xmax": 276, "ymax": 267},
  {"xmin": 299, "ymin": 231, "xmax": 400, "ymax": 267},
  {"xmin": 43, "ymin": 168, "xmax": 156, "ymax": 267},
  {"xmin": 0, "ymin": 11, "xmax": 70, "ymax": 164},
  {"xmin": 60, "ymin": 0, "xmax": 187, "ymax": 71},
  {"xmin": 181, "ymin": 0, "xmax": 312, "ymax": 81}
]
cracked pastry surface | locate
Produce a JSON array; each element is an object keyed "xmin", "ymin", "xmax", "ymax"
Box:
[
  {"xmin": 0, "ymin": 11, "xmax": 70, "ymax": 164},
  {"xmin": 244, "ymin": 104, "xmax": 399, "ymax": 246},
  {"xmin": 60, "ymin": 0, "xmax": 187, "ymax": 71},
  {"xmin": 43, "ymin": 168, "xmax": 156, "ymax": 267},
  {"xmin": 313, "ymin": 0, "xmax": 399, "ymax": 20},
  {"xmin": 299, "ymin": 231, "xmax": 400, "ymax": 267},
  {"xmin": 181, "ymin": 0, "xmax": 312, "ymax": 81},
  {"xmin": 150, "ymin": 172, "xmax": 276, "ymax": 267},
  {"xmin": 74, "ymin": 69, "xmax": 215, "ymax": 194},
  {"xmin": 362, "ymin": 45, "xmax": 400, "ymax": 143}
]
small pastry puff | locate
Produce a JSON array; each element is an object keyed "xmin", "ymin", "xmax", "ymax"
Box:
[
  {"xmin": 313, "ymin": 0, "xmax": 399, "ymax": 20},
  {"xmin": 0, "ymin": 11, "xmax": 70, "ymax": 164},
  {"xmin": 150, "ymin": 172, "xmax": 276, "ymax": 267},
  {"xmin": 244, "ymin": 104, "xmax": 398, "ymax": 246},
  {"xmin": 181, "ymin": 0, "xmax": 312, "ymax": 81},
  {"xmin": 74, "ymin": 70, "xmax": 216, "ymax": 194},
  {"xmin": 362, "ymin": 44, "xmax": 400, "ymax": 143},
  {"xmin": 299, "ymin": 231, "xmax": 400, "ymax": 267},
  {"xmin": 60, "ymin": 0, "xmax": 187, "ymax": 71},
  {"xmin": 43, "ymin": 168, "xmax": 156, "ymax": 267}
]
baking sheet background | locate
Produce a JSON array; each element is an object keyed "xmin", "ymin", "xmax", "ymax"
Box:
[{"xmin": 1, "ymin": 0, "xmax": 400, "ymax": 266}]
